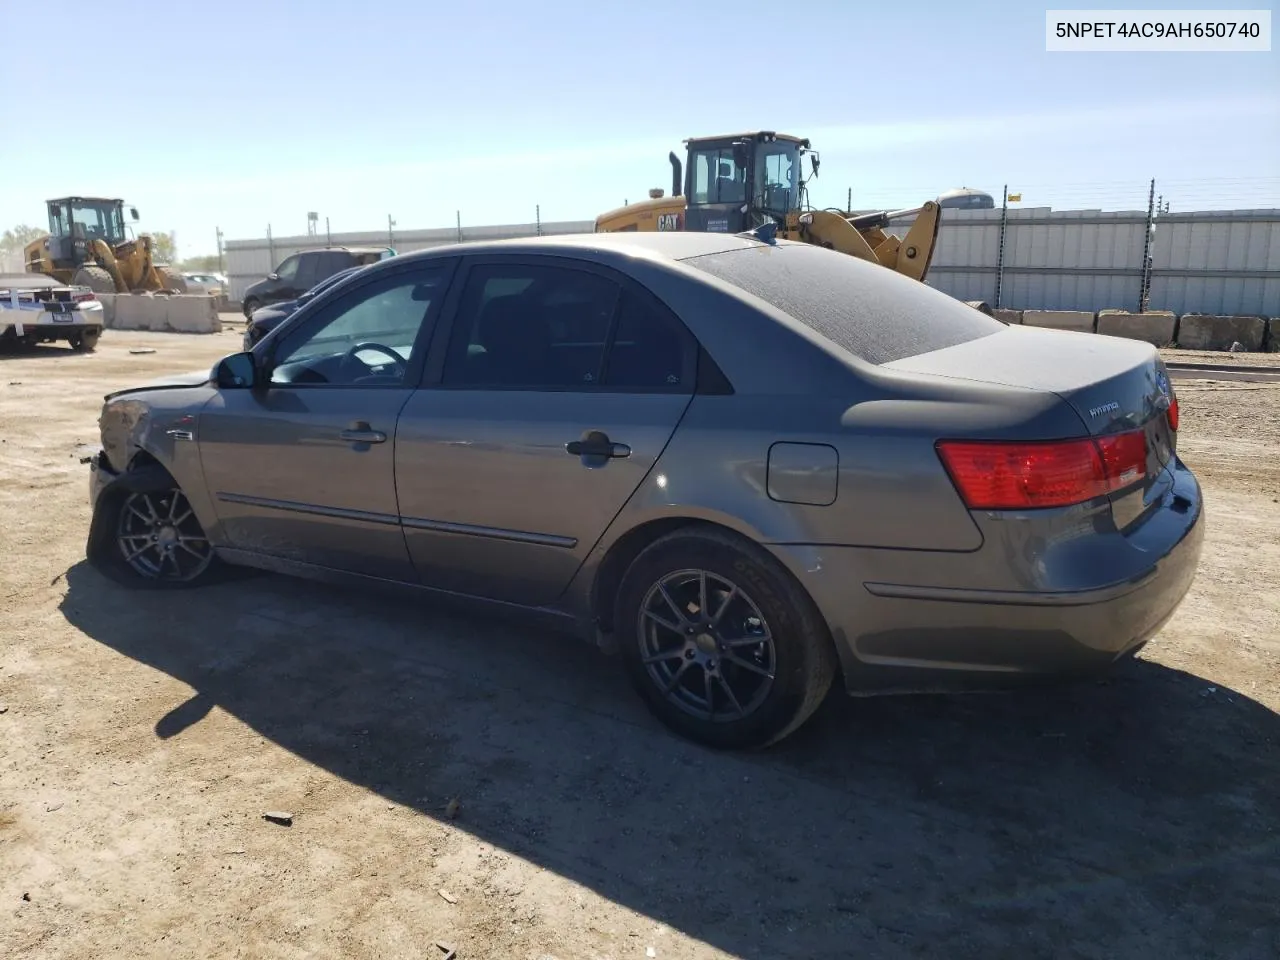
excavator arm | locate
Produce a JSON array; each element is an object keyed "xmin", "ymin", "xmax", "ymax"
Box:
[{"xmin": 789, "ymin": 200, "xmax": 941, "ymax": 282}]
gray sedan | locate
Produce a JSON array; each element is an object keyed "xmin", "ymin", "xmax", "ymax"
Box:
[{"xmin": 85, "ymin": 232, "xmax": 1203, "ymax": 748}]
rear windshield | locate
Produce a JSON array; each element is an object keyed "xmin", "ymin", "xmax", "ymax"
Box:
[{"xmin": 684, "ymin": 243, "xmax": 1003, "ymax": 365}]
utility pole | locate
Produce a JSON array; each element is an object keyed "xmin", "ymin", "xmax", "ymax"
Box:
[
  {"xmin": 215, "ymin": 227, "xmax": 224, "ymax": 275},
  {"xmin": 325, "ymin": 217, "xmax": 331, "ymax": 246},
  {"xmin": 1138, "ymin": 178, "xmax": 1156, "ymax": 313},
  {"xmin": 456, "ymin": 211, "xmax": 462, "ymax": 244},
  {"xmin": 388, "ymin": 214, "xmax": 396, "ymax": 250},
  {"xmin": 847, "ymin": 186, "xmax": 852, "ymax": 212},
  {"xmin": 536, "ymin": 204, "xmax": 542, "ymax": 237},
  {"xmin": 266, "ymin": 224, "xmax": 274, "ymax": 266},
  {"xmin": 994, "ymin": 184, "xmax": 1009, "ymax": 309}
]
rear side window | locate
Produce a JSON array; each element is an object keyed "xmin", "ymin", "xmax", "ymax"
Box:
[
  {"xmin": 685, "ymin": 244, "xmax": 1003, "ymax": 364},
  {"xmin": 605, "ymin": 291, "xmax": 685, "ymax": 388},
  {"xmin": 442, "ymin": 265, "xmax": 690, "ymax": 391},
  {"xmin": 296, "ymin": 254, "xmax": 320, "ymax": 290},
  {"xmin": 444, "ymin": 265, "xmax": 619, "ymax": 388},
  {"xmin": 321, "ymin": 251, "xmax": 349, "ymax": 276}
]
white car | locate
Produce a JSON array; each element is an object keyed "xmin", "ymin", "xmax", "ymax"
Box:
[
  {"xmin": 0, "ymin": 274, "xmax": 105, "ymax": 352},
  {"xmin": 182, "ymin": 273, "xmax": 226, "ymax": 296}
]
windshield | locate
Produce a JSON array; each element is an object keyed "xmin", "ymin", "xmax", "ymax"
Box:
[
  {"xmin": 51, "ymin": 200, "xmax": 127, "ymax": 245},
  {"xmin": 686, "ymin": 243, "xmax": 1003, "ymax": 365},
  {"xmin": 755, "ymin": 142, "xmax": 802, "ymax": 216}
]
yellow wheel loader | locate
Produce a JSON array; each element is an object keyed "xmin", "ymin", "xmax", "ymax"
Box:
[
  {"xmin": 595, "ymin": 131, "xmax": 941, "ymax": 283},
  {"xmin": 24, "ymin": 197, "xmax": 188, "ymax": 295}
]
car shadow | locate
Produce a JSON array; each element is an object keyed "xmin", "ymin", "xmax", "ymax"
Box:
[
  {"xmin": 0, "ymin": 341, "xmax": 83, "ymax": 359},
  {"xmin": 58, "ymin": 561, "xmax": 1280, "ymax": 959}
]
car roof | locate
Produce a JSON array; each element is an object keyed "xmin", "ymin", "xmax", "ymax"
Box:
[{"xmin": 388, "ymin": 231, "xmax": 770, "ymax": 267}]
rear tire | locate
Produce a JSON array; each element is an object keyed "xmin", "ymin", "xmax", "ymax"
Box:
[
  {"xmin": 70, "ymin": 329, "xmax": 101, "ymax": 352},
  {"xmin": 616, "ymin": 527, "xmax": 836, "ymax": 749},
  {"xmin": 72, "ymin": 265, "xmax": 116, "ymax": 295}
]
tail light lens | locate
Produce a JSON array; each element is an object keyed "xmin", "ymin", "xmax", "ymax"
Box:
[
  {"xmin": 73, "ymin": 292, "xmax": 97, "ymax": 302},
  {"xmin": 937, "ymin": 429, "xmax": 1148, "ymax": 510},
  {"xmin": 1167, "ymin": 396, "xmax": 1179, "ymax": 431}
]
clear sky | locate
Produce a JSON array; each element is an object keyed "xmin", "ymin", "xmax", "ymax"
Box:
[{"xmin": 1, "ymin": 0, "xmax": 1276, "ymax": 259}]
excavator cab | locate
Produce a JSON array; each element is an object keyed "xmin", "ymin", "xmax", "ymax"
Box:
[
  {"xmin": 681, "ymin": 132, "xmax": 813, "ymax": 233},
  {"xmin": 26, "ymin": 197, "xmax": 181, "ymax": 294},
  {"xmin": 592, "ymin": 130, "xmax": 939, "ymax": 285},
  {"xmin": 40, "ymin": 197, "xmax": 137, "ymax": 273}
]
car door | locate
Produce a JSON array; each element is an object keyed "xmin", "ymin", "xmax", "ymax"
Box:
[
  {"xmin": 266, "ymin": 254, "xmax": 301, "ymax": 303},
  {"xmin": 395, "ymin": 257, "xmax": 697, "ymax": 605},
  {"xmin": 197, "ymin": 259, "xmax": 456, "ymax": 580}
]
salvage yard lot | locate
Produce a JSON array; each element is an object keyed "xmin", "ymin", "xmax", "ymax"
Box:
[{"xmin": 2, "ymin": 325, "xmax": 1278, "ymax": 960}]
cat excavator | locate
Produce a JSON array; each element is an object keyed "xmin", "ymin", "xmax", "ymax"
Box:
[
  {"xmin": 595, "ymin": 131, "xmax": 942, "ymax": 283},
  {"xmin": 24, "ymin": 197, "xmax": 187, "ymax": 294}
]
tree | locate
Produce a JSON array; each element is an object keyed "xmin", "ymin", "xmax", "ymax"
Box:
[
  {"xmin": 150, "ymin": 230, "xmax": 178, "ymax": 264},
  {"xmin": 1, "ymin": 224, "xmax": 48, "ymax": 251},
  {"xmin": 179, "ymin": 254, "xmax": 221, "ymax": 272}
]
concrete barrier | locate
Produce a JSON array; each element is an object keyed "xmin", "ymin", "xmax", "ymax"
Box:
[
  {"xmin": 1096, "ymin": 310, "xmax": 1178, "ymax": 347},
  {"xmin": 993, "ymin": 309, "xmax": 1023, "ymax": 325},
  {"xmin": 99, "ymin": 294, "xmax": 221, "ymax": 334},
  {"xmin": 1176, "ymin": 314, "xmax": 1266, "ymax": 352},
  {"xmin": 1022, "ymin": 310, "xmax": 1096, "ymax": 333},
  {"xmin": 1265, "ymin": 317, "xmax": 1279, "ymax": 352}
]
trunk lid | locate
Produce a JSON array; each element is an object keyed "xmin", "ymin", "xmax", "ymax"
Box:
[{"xmin": 884, "ymin": 326, "xmax": 1178, "ymax": 526}]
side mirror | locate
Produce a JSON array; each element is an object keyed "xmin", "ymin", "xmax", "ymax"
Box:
[
  {"xmin": 129, "ymin": 207, "xmax": 140, "ymax": 220},
  {"xmin": 268, "ymin": 272, "xmax": 280, "ymax": 281},
  {"xmin": 215, "ymin": 352, "xmax": 258, "ymax": 389},
  {"xmin": 811, "ymin": 154, "xmax": 821, "ymax": 177}
]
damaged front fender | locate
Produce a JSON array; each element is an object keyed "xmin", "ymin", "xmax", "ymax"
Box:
[{"xmin": 91, "ymin": 383, "xmax": 222, "ymax": 562}]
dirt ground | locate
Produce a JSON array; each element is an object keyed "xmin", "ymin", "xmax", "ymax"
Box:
[{"xmin": 2, "ymin": 323, "xmax": 1278, "ymax": 960}]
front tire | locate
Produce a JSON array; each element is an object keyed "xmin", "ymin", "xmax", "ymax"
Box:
[
  {"xmin": 616, "ymin": 527, "xmax": 836, "ymax": 749},
  {"xmin": 72, "ymin": 265, "xmax": 117, "ymax": 295},
  {"xmin": 90, "ymin": 468, "xmax": 219, "ymax": 589}
]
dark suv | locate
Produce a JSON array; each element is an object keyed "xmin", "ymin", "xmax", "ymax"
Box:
[{"xmin": 241, "ymin": 246, "xmax": 394, "ymax": 317}]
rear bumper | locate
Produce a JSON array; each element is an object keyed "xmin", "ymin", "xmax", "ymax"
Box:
[
  {"xmin": 2, "ymin": 318, "xmax": 103, "ymax": 339},
  {"xmin": 772, "ymin": 457, "xmax": 1205, "ymax": 693}
]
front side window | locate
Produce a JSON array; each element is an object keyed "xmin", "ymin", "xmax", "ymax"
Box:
[
  {"xmin": 268, "ymin": 267, "xmax": 449, "ymax": 386},
  {"xmin": 274, "ymin": 256, "xmax": 300, "ymax": 282}
]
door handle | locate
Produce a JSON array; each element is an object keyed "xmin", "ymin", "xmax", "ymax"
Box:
[
  {"xmin": 565, "ymin": 430, "xmax": 630, "ymax": 460},
  {"xmin": 340, "ymin": 421, "xmax": 387, "ymax": 444}
]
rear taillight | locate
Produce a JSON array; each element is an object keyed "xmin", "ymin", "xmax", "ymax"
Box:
[
  {"xmin": 1167, "ymin": 396, "xmax": 1179, "ymax": 431},
  {"xmin": 937, "ymin": 429, "xmax": 1147, "ymax": 510},
  {"xmin": 73, "ymin": 292, "xmax": 97, "ymax": 302}
]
